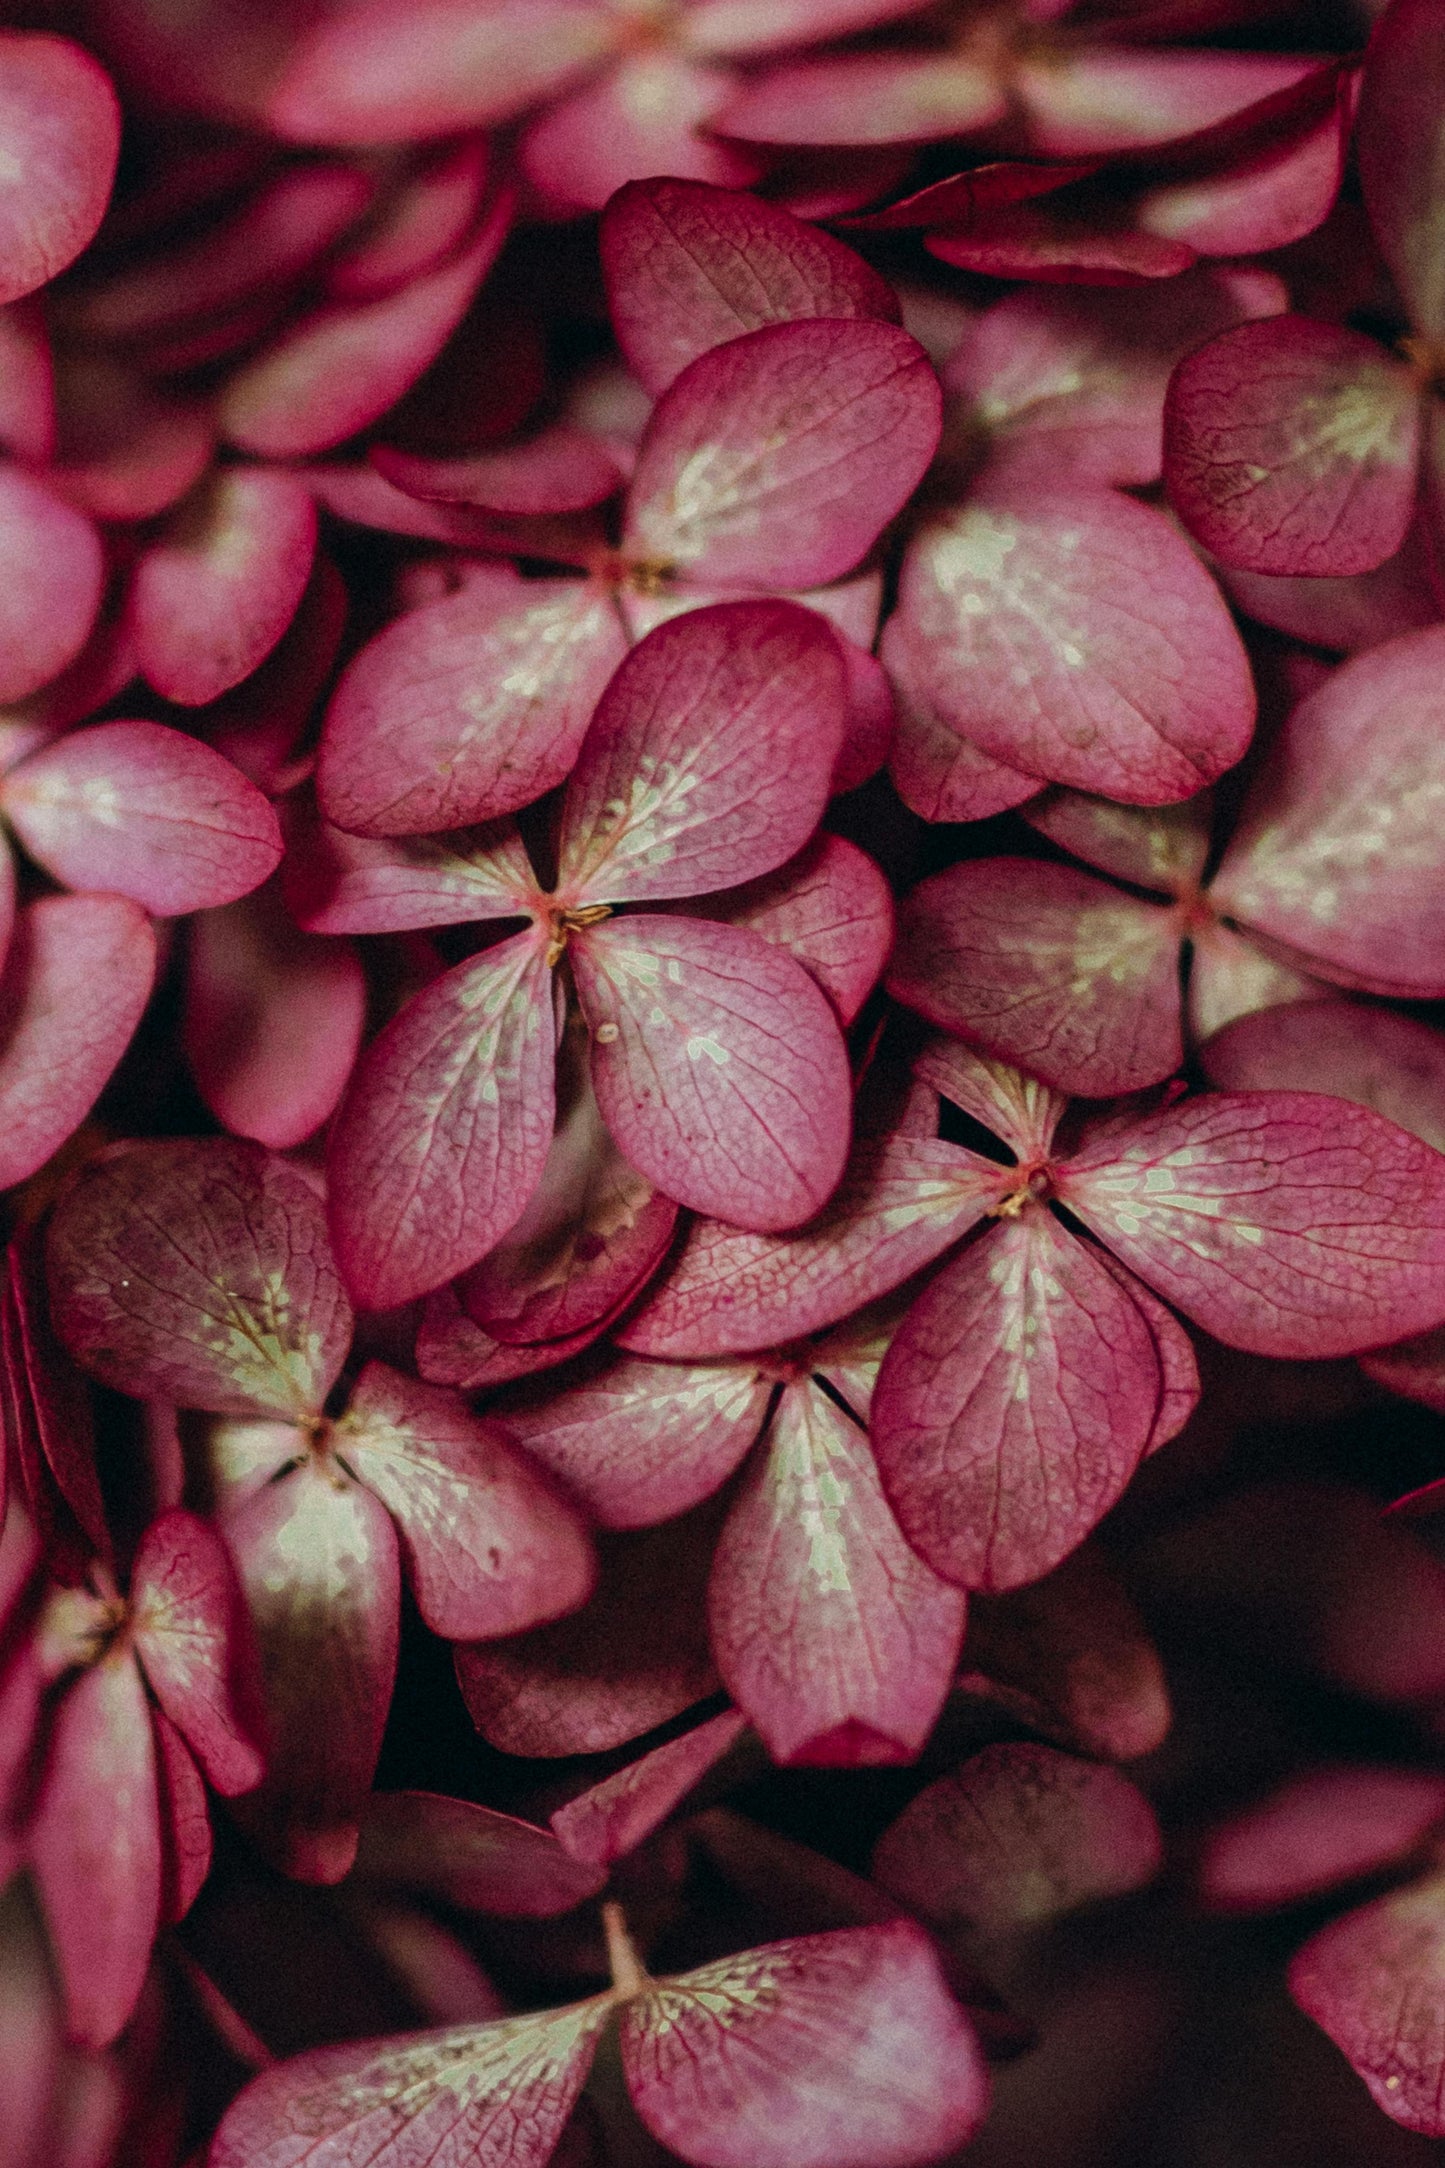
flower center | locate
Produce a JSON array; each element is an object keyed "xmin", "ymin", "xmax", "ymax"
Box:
[
  {"xmin": 992, "ymin": 1163, "xmax": 1054, "ymax": 1217},
  {"xmin": 545, "ymin": 900, "xmax": 613, "ymax": 966}
]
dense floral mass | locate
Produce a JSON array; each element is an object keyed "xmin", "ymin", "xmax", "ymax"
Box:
[{"xmin": 8, "ymin": 1, "xmax": 1445, "ymax": 2161}]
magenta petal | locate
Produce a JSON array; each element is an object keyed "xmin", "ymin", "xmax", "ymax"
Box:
[
  {"xmin": 873, "ymin": 1211, "xmax": 1162, "ymax": 1591},
  {"xmin": 28, "ymin": 1652, "xmax": 160, "ymax": 2049},
  {"xmin": 872, "ymin": 1742, "xmax": 1162, "ymax": 1941},
  {"xmin": 203, "ymin": 552, "xmax": 348, "ymax": 794},
  {"xmin": 927, "ymin": 210, "xmax": 1197, "ymax": 287},
  {"xmin": 888, "ymin": 857, "xmax": 1185, "ymax": 1098},
  {"xmin": 522, "ymin": 53, "xmax": 761, "ymax": 217},
  {"xmin": 508, "ymin": 1353, "xmax": 771, "ymax": 1528},
  {"xmin": 1357, "ymin": 0, "xmax": 1445, "ymax": 336},
  {"xmin": 621, "ymin": 1920, "xmax": 989, "ymax": 2168},
  {"xmin": 0, "ymin": 298, "xmax": 54, "ymax": 462},
  {"xmin": 1200, "ymin": 1000, "xmax": 1445, "ymax": 1155},
  {"xmin": 47, "ymin": 1136, "xmax": 353, "ymax": 1420},
  {"xmin": 884, "ymin": 622, "xmax": 1043, "ymax": 824},
  {"xmin": 1289, "ymin": 1868, "xmax": 1445, "ymax": 2136},
  {"xmin": 0, "ymin": 895, "xmax": 155, "ymax": 1193},
  {"xmin": 339, "ymin": 1360, "xmax": 595, "ymax": 1641},
  {"xmin": 1090, "ymin": 1247, "xmax": 1199, "ymax": 1455},
  {"xmin": 285, "ymin": 807, "xmax": 538, "ymax": 935},
  {"xmin": 891, "ymin": 484, "xmax": 1255, "ymax": 800},
  {"xmin": 711, "ymin": 1380, "xmax": 965, "ymax": 1766},
  {"xmin": 1217, "ymin": 517, "xmax": 1443, "ymax": 654},
  {"xmin": 1018, "ymin": 48, "xmax": 1318, "ymax": 157},
  {"xmin": 719, "ymin": 52, "xmax": 1007, "ymax": 146},
  {"xmin": 550, "ymin": 1707, "xmax": 750, "ymax": 1868},
  {"xmin": 372, "ymin": 427, "xmax": 622, "ymax": 515},
  {"xmin": 328, "ymin": 141, "xmax": 493, "ymax": 301},
  {"xmin": 220, "ymin": 212, "xmax": 509, "ymax": 459},
  {"xmin": 1058, "ymin": 1091, "xmax": 1445, "ymax": 1358},
  {"xmin": 184, "ymin": 886, "xmax": 366, "ymax": 1149},
  {"xmin": 225, "ymin": 1463, "xmax": 399, "ymax": 1884},
  {"xmin": 4, "ymin": 719, "xmax": 282, "ymax": 915},
  {"xmin": 624, "ymin": 320, "xmax": 941, "ymax": 590},
  {"xmin": 416, "ymin": 1285, "xmax": 605, "ymax": 1390},
  {"xmin": 211, "ymin": 1999, "xmax": 611, "ymax": 2168},
  {"xmin": 1135, "ymin": 76, "xmax": 1353, "ymax": 257},
  {"xmin": 153, "ymin": 1707, "xmax": 212, "ymax": 1927},
  {"xmin": 129, "ymin": 1507, "xmax": 264, "ymax": 1797},
  {"xmin": 456, "ymin": 1511, "xmax": 722, "ymax": 1757},
  {"xmin": 127, "ymin": 469, "xmax": 317, "ymax": 707},
  {"xmin": 1209, "ymin": 628, "xmax": 1445, "ymax": 998},
  {"xmin": 356, "ymin": 1788, "xmax": 604, "ymax": 1915},
  {"xmin": 318, "ymin": 571, "xmax": 625, "ymax": 838},
  {"xmin": 327, "ymin": 930, "xmax": 557, "ymax": 1310},
  {"xmin": 1023, "ymin": 787, "xmax": 1212, "ymax": 893},
  {"xmin": 49, "ymin": 355, "xmax": 213, "ymax": 523},
  {"xmin": 0, "ymin": 467, "xmax": 103, "ymax": 703},
  {"xmin": 5, "ymin": 1228, "xmax": 107, "ymax": 1558},
  {"xmin": 558, "ymin": 601, "xmax": 846, "ymax": 906},
  {"xmin": 1200, "ymin": 1765, "xmax": 1445, "ymax": 1915},
  {"xmin": 693, "ymin": 834, "xmax": 893, "ymax": 1026},
  {"xmin": 0, "ymin": 35, "xmax": 119, "ymax": 304},
  {"xmin": 572, "ymin": 914, "xmax": 850, "ymax": 1232},
  {"xmin": 915, "ymin": 1038, "xmax": 1069, "ymax": 1165},
  {"xmin": 1164, "ymin": 317, "xmax": 1420, "ymax": 577},
  {"xmin": 619, "ymin": 1133, "xmax": 1007, "ymax": 1359},
  {"xmin": 601, "ymin": 176, "xmax": 900, "ymax": 395}
]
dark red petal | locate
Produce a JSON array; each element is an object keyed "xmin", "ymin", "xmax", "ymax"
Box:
[
  {"xmin": 339, "ymin": 1360, "xmax": 596, "ymax": 1641},
  {"xmin": 1357, "ymin": 0, "xmax": 1445, "ymax": 336},
  {"xmin": 710, "ymin": 1380, "xmax": 966, "ymax": 1765},
  {"xmin": 0, "ymin": 895, "xmax": 155, "ymax": 1193},
  {"xmin": 621, "ymin": 1921, "xmax": 989, "ymax": 2168},
  {"xmin": 0, "ymin": 35, "xmax": 119, "ymax": 304},
  {"xmin": 550, "ymin": 1708, "xmax": 751, "ymax": 1868},
  {"xmin": 1201, "ymin": 1765, "xmax": 1445, "ymax": 1914},
  {"xmin": 887, "ymin": 857, "xmax": 1185, "ymax": 1099},
  {"xmin": 624, "ymin": 319, "xmax": 941, "ymax": 590},
  {"xmin": 130, "ymin": 1507, "xmax": 264, "ymax": 1797},
  {"xmin": 871, "ymin": 1742, "xmax": 1162, "ymax": 1940},
  {"xmin": 326, "ymin": 929, "xmax": 557, "ymax": 1310},
  {"xmin": 48, "ymin": 1136, "xmax": 352, "ymax": 1420},
  {"xmin": 224, "ymin": 1463, "xmax": 399, "ymax": 1884},
  {"xmin": 28, "ymin": 1651, "xmax": 160, "ymax": 2049},
  {"xmin": 153, "ymin": 1707, "xmax": 212, "ymax": 1927},
  {"xmin": 872, "ymin": 1211, "xmax": 1162, "ymax": 1592},
  {"xmin": 372, "ymin": 426, "xmax": 622, "ymax": 515},
  {"xmin": 1289, "ymin": 1869, "xmax": 1445, "ymax": 2136},
  {"xmin": 354, "ymin": 1789, "xmax": 605, "ymax": 1916},
  {"xmin": 4, "ymin": 1228, "xmax": 107, "ymax": 1560},
  {"xmin": 1164, "ymin": 317, "xmax": 1420, "ymax": 577},
  {"xmin": 1058, "ymin": 1091, "xmax": 1445, "ymax": 1358},
  {"xmin": 602, "ymin": 176, "xmax": 899, "ymax": 394},
  {"xmin": 557, "ymin": 601, "xmax": 846, "ymax": 907}
]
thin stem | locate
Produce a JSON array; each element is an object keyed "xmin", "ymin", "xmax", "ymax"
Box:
[{"xmin": 601, "ymin": 1901, "xmax": 651, "ymax": 2000}]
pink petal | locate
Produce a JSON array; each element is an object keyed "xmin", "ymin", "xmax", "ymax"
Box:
[
  {"xmin": 224, "ymin": 1463, "xmax": 399, "ymax": 1884},
  {"xmin": 1201, "ymin": 1766, "xmax": 1445, "ymax": 1915},
  {"xmin": 220, "ymin": 214, "xmax": 509, "ymax": 459},
  {"xmin": 127, "ymin": 469, "xmax": 317, "ymax": 708},
  {"xmin": 4, "ymin": 1228, "xmax": 107, "ymax": 1559},
  {"xmin": 46, "ymin": 1135, "xmax": 353, "ymax": 1420},
  {"xmin": 1357, "ymin": 0, "xmax": 1445, "ymax": 336},
  {"xmin": 1135, "ymin": 73, "xmax": 1353, "ymax": 257},
  {"xmin": 0, "ymin": 298, "xmax": 54, "ymax": 462},
  {"xmin": 1090, "ymin": 1247, "xmax": 1199, "ymax": 1455},
  {"xmin": 456, "ymin": 1510, "xmax": 722, "ymax": 1756},
  {"xmin": 328, "ymin": 141, "xmax": 493, "ymax": 302},
  {"xmin": 1209, "ymin": 628, "xmax": 1445, "ymax": 997},
  {"xmin": 460, "ymin": 1064, "xmax": 678, "ymax": 1345},
  {"xmin": 416, "ymin": 1286, "xmax": 605, "ymax": 1391},
  {"xmin": 1289, "ymin": 1868, "xmax": 1445, "ymax": 2135},
  {"xmin": 184, "ymin": 885, "xmax": 367, "ymax": 1149},
  {"xmin": 945, "ymin": 265, "xmax": 1285, "ymax": 492},
  {"xmin": 558, "ymin": 601, "xmax": 846, "ymax": 906},
  {"xmin": 338, "ymin": 1359, "xmax": 595, "ymax": 1642},
  {"xmin": 684, "ymin": 0, "xmax": 937, "ymax": 54},
  {"xmin": 719, "ymin": 53, "xmax": 1007, "ymax": 146},
  {"xmin": 571, "ymin": 914, "xmax": 850, "ymax": 1231},
  {"xmin": 621, "ymin": 1920, "xmax": 989, "ymax": 2168},
  {"xmin": 1058, "ymin": 1090, "xmax": 1445, "ymax": 1358},
  {"xmin": 48, "ymin": 354, "xmax": 213, "ymax": 523},
  {"xmin": 1163, "ymin": 317, "xmax": 1420, "ymax": 577},
  {"xmin": 372, "ymin": 426, "xmax": 622, "ymax": 515},
  {"xmin": 0, "ymin": 467, "xmax": 103, "ymax": 704},
  {"xmin": 286, "ymin": 806, "xmax": 538, "ymax": 936},
  {"xmin": 211, "ymin": 1999, "xmax": 611, "ymax": 2168},
  {"xmin": 4, "ymin": 719, "xmax": 282, "ymax": 915},
  {"xmin": 304, "ymin": 458, "xmax": 604, "ymax": 558},
  {"xmin": 508, "ymin": 1352, "xmax": 771, "ymax": 1528},
  {"xmin": 872, "ymin": 1209, "xmax": 1163, "ymax": 1591},
  {"xmin": 152, "ymin": 1708, "xmax": 212, "ymax": 1927},
  {"xmin": 318, "ymin": 571, "xmax": 625, "ymax": 838},
  {"xmin": 1217, "ymin": 516, "xmax": 1443, "ymax": 653},
  {"xmin": 690, "ymin": 833, "xmax": 891, "ymax": 1027},
  {"xmin": 602, "ymin": 176, "xmax": 900, "ymax": 395},
  {"xmin": 888, "ymin": 857, "xmax": 1185, "ymax": 1098},
  {"xmin": 1023, "ymin": 786, "xmax": 1212, "ymax": 892},
  {"xmin": 840, "ymin": 155, "xmax": 1101, "ymax": 232},
  {"xmin": 129, "ymin": 1507, "xmax": 264, "ymax": 1797},
  {"xmin": 624, "ymin": 320, "xmax": 941, "ymax": 590},
  {"xmin": 269, "ymin": 0, "xmax": 612, "ymax": 142},
  {"xmin": 0, "ymin": 35, "xmax": 119, "ymax": 304},
  {"xmin": 890, "ymin": 483, "xmax": 1255, "ymax": 800},
  {"xmin": 871, "ymin": 1742, "xmax": 1162, "ymax": 1939},
  {"xmin": 1186, "ymin": 918, "xmax": 1324, "ymax": 1044},
  {"xmin": 927, "ymin": 209, "xmax": 1197, "ymax": 286},
  {"xmin": 522, "ymin": 52, "xmax": 760, "ymax": 217},
  {"xmin": 355, "ymin": 1789, "xmax": 605, "ymax": 1915},
  {"xmin": 550, "ymin": 1707, "xmax": 750, "ymax": 1868},
  {"xmin": 1201, "ymin": 1000, "xmax": 1445, "ymax": 1154},
  {"xmin": 326, "ymin": 929, "xmax": 557, "ymax": 1310},
  {"xmin": 620, "ymin": 1132, "xmax": 1007, "ymax": 1358},
  {"xmin": 28, "ymin": 1651, "xmax": 160, "ymax": 2049},
  {"xmin": 883, "ymin": 623, "xmax": 1043, "ymax": 824},
  {"xmin": 201, "ymin": 552, "xmax": 349, "ymax": 795},
  {"xmin": 1018, "ymin": 49, "xmax": 1319, "ymax": 156},
  {"xmin": 0, "ymin": 894, "xmax": 155, "ymax": 1193},
  {"xmin": 711, "ymin": 1379, "xmax": 965, "ymax": 1765},
  {"xmin": 915, "ymin": 1037, "xmax": 1070, "ymax": 1163}
]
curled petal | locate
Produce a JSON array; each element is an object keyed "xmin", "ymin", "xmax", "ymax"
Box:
[{"xmin": 355, "ymin": 1789, "xmax": 605, "ymax": 1916}]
